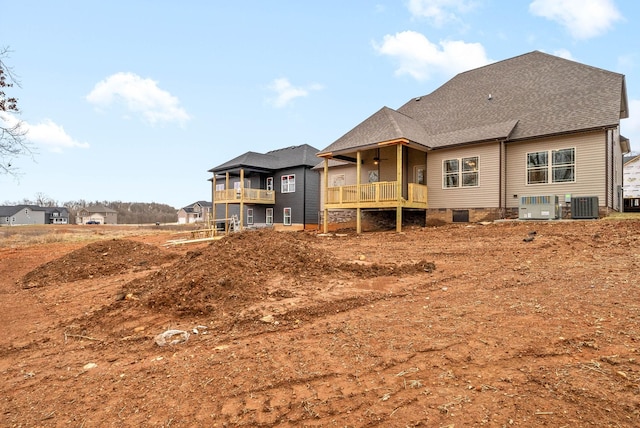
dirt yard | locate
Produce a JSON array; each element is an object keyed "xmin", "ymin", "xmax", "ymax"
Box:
[{"xmin": 1, "ymin": 219, "xmax": 640, "ymax": 427}]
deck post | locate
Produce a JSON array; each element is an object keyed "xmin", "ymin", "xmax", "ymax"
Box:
[
  {"xmin": 225, "ymin": 172, "xmax": 230, "ymax": 234},
  {"xmin": 239, "ymin": 168, "xmax": 244, "ymax": 231},
  {"xmin": 356, "ymin": 151, "xmax": 362, "ymax": 234},
  {"xmin": 323, "ymin": 158, "xmax": 329, "ymax": 234},
  {"xmin": 396, "ymin": 144, "xmax": 403, "ymax": 233}
]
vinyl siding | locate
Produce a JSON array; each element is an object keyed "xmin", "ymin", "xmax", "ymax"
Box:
[
  {"xmin": 318, "ymin": 163, "xmax": 358, "ymax": 210},
  {"xmin": 504, "ymin": 130, "xmax": 606, "ymax": 209},
  {"xmin": 426, "ymin": 142, "xmax": 501, "ymax": 209}
]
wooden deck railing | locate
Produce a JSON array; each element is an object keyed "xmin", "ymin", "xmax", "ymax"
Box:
[
  {"xmin": 214, "ymin": 188, "xmax": 275, "ymax": 204},
  {"xmin": 326, "ymin": 182, "xmax": 427, "ymax": 207}
]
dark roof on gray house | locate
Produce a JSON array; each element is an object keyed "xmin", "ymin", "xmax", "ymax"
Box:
[
  {"xmin": 180, "ymin": 201, "xmax": 212, "ymax": 212},
  {"xmin": 209, "ymin": 144, "xmax": 320, "ymax": 174},
  {"xmin": 0, "ymin": 205, "xmax": 69, "ymax": 217},
  {"xmin": 319, "ymin": 51, "xmax": 628, "ymax": 156}
]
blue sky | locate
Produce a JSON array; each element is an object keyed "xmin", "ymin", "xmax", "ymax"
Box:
[{"xmin": 1, "ymin": 0, "xmax": 638, "ymax": 208}]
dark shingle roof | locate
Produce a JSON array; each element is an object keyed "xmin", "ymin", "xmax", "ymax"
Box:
[
  {"xmin": 319, "ymin": 107, "xmax": 431, "ymax": 155},
  {"xmin": 209, "ymin": 144, "xmax": 320, "ymax": 173},
  {"xmin": 319, "ymin": 51, "xmax": 627, "ymax": 155}
]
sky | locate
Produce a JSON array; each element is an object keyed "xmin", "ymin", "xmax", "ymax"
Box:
[{"xmin": 1, "ymin": 0, "xmax": 638, "ymax": 209}]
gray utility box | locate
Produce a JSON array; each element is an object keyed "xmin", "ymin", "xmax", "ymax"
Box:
[
  {"xmin": 519, "ymin": 195, "xmax": 560, "ymax": 220},
  {"xmin": 571, "ymin": 196, "xmax": 599, "ymax": 219}
]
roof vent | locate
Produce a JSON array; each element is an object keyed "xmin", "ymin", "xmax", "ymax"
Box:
[
  {"xmin": 487, "ymin": 94, "xmax": 493, "ymax": 100},
  {"xmin": 415, "ymin": 96, "xmax": 421, "ymax": 101}
]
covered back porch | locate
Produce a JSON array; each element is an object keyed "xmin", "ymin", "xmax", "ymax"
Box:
[{"xmin": 319, "ymin": 139, "xmax": 428, "ymax": 233}]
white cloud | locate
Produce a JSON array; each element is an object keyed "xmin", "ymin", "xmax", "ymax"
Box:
[
  {"xmin": 373, "ymin": 31, "xmax": 491, "ymax": 81},
  {"xmin": 529, "ymin": 0, "xmax": 622, "ymax": 40},
  {"xmin": 86, "ymin": 72, "xmax": 190, "ymax": 126},
  {"xmin": 407, "ymin": 0, "xmax": 477, "ymax": 26},
  {"xmin": 267, "ymin": 78, "xmax": 323, "ymax": 108},
  {"xmin": 552, "ymin": 48, "xmax": 575, "ymax": 60},
  {"xmin": 0, "ymin": 112, "xmax": 89, "ymax": 153}
]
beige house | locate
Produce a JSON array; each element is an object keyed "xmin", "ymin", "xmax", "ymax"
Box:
[
  {"xmin": 317, "ymin": 51, "xmax": 630, "ymax": 233},
  {"xmin": 76, "ymin": 205, "xmax": 118, "ymax": 225}
]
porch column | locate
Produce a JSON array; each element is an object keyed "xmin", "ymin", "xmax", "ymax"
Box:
[
  {"xmin": 323, "ymin": 158, "xmax": 329, "ymax": 233},
  {"xmin": 396, "ymin": 144, "xmax": 403, "ymax": 233},
  {"xmin": 212, "ymin": 174, "xmax": 216, "ymax": 228},
  {"xmin": 356, "ymin": 151, "xmax": 362, "ymax": 234},
  {"xmin": 225, "ymin": 172, "xmax": 230, "ymax": 234},
  {"xmin": 239, "ymin": 168, "xmax": 244, "ymax": 231}
]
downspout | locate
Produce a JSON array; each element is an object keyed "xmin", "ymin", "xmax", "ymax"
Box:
[
  {"xmin": 500, "ymin": 139, "xmax": 505, "ymax": 218},
  {"xmin": 302, "ymin": 167, "xmax": 306, "ymax": 229}
]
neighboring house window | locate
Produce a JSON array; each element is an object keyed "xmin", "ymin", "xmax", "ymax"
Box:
[
  {"xmin": 266, "ymin": 177, "xmax": 274, "ymax": 191},
  {"xmin": 53, "ymin": 212, "xmax": 59, "ymax": 217},
  {"xmin": 216, "ymin": 183, "xmax": 224, "ymax": 191},
  {"xmin": 443, "ymin": 157, "xmax": 479, "ymax": 188},
  {"xmin": 527, "ymin": 148, "xmax": 575, "ymax": 184},
  {"xmin": 283, "ymin": 207, "xmax": 292, "ymax": 225},
  {"xmin": 281, "ymin": 175, "xmax": 295, "ymax": 193},
  {"xmin": 266, "ymin": 208, "xmax": 273, "ymax": 225},
  {"xmin": 247, "ymin": 208, "xmax": 253, "ymax": 225}
]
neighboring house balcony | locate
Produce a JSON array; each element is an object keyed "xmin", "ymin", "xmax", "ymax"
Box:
[
  {"xmin": 325, "ymin": 181, "xmax": 427, "ymax": 209},
  {"xmin": 213, "ymin": 187, "xmax": 275, "ymax": 205}
]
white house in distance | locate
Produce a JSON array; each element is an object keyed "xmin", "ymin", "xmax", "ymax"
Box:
[
  {"xmin": 177, "ymin": 201, "xmax": 212, "ymax": 224},
  {"xmin": 624, "ymin": 154, "xmax": 640, "ymax": 212},
  {"xmin": 316, "ymin": 51, "xmax": 630, "ymax": 233}
]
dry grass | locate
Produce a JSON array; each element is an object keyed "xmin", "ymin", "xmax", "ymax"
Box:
[{"xmin": 0, "ymin": 224, "xmax": 193, "ymax": 248}]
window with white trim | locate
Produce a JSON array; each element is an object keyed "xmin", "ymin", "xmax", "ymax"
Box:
[
  {"xmin": 215, "ymin": 183, "xmax": 224, "ymax": 191},
  {"xmin": 283, "ymin": 207, "xmax": 292, "ymax": 226},
  {"xmin": 527, "ymin": 148, "xmax": 575, "ymax": 184},
  {"xmin": 247, "ymin": 208, "xmax": 253, "ymax": 225},
  {"xmin": 443, "ymin": 156, "xmax": 479, "ymax": 188},
  {"xmin": 281, "ymin": 175, "xmax": 295, "ymax": 193},
  {"xmin": 266, "ymin": 177, "xmax": 274, "ymax": 191},
  {"xmin": 266, "ymin": 208, "xmax": 273, "ymax": 225}
]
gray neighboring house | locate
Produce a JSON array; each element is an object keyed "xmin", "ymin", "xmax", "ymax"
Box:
[
  {"xmin": 0, "ymin": 205, "xmax": 70, "ymax": 225},
  {"xmin": 317, "ymin": 51, "xmax": 630, "ymax": 232},
  {"xmin": 177, "ymin": 201, "xmax": 213, "ymax": 224},
  {"xmin": 209, "ymin": 144, "xmax": 320, "ymax": 231}
]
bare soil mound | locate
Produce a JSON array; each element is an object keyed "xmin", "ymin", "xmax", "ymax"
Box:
[
  {"xmin": 19, "ymin": 239, "xmax": 179, "ymax": 288},
  {"xmin": 123, "ymin": 229, "xmax": 434, "ymax": 316}
]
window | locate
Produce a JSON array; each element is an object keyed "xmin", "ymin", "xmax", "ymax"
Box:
[
  {"xmin": 283, "ymin": 207, "xmax": 292, "ymax": 226},
  {"xmin": 281, "ymin": 175, "xmax": 295, "ymax": 193},
  {"xmin": 266, "ymin": 208, "xmax": 273, "ymax": 225},
  {"xmin": 414, "ymin": 165, "xmax": 425, "ymax": 185},
  {"xmin": 247, "ymin": 208, "xmax": 253, "ymax": 225},
  {"xmin": 527, "ymin": 148, "xmax": 575, "ymax": 184},
  {"xmin": 443, "ymin": 156, "xmax": 478, "ymax": 188},
  {"xmin": 266, "ymin": 177, "xmax": 274, "ymax": 191},
  {"xmin": 215, "ymin": 183, "xmax": 225, "ymax": 191}
]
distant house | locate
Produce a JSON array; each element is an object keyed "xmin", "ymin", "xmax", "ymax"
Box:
[
  {"xmin": 177, "ymin": 201, "xmax": 212, "ymax": 224},
  {"xmin": 76, "ymin": 205, "xmax": 118, "ymax": 225},
  {"xmin": 624, "ymin": 155, "xmax": 640, "ymax": 212},
  {"xmin": 0, "ymin": 205, "xmax": 69, "ymax": 225},
  {"xmin": 209, "ymin": 144, "xmax": 320, "ymax": 231},
  {"xmin": 316, "ymin": 51, "xmax": 630, "ymax": 232}
]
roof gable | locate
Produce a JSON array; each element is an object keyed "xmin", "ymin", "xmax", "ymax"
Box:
[{"xmin": 318, "ymin": 107, "xmax": 431, "ymax": 156}]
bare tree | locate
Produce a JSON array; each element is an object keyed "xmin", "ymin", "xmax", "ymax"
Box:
[{"xmin": 0, "ymin": 47, "xmax": 31, "ymax": 175}]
